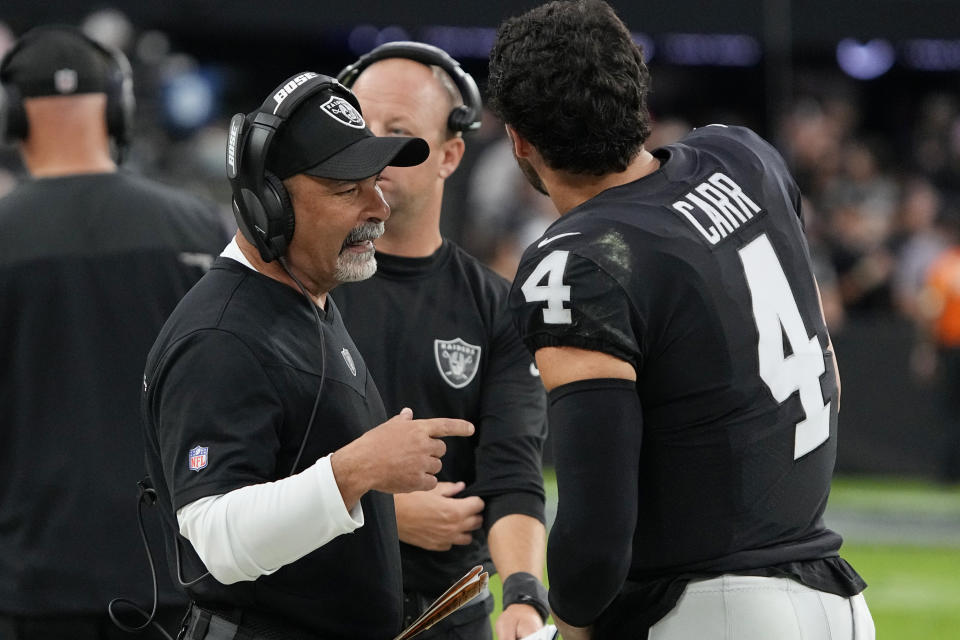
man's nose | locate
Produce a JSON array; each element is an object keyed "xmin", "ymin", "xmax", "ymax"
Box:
[{"xmin": 363, "ymin": 179, "xmax": 390, "ymax": 222}]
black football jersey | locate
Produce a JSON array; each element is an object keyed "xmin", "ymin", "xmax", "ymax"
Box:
[
  {"xmin": 142, "ymin": 258, "xmax": 402, "ymax": 639},
  {"xmin": 511, "ymin": 125, "xmax": 855, "ymax": 581}
]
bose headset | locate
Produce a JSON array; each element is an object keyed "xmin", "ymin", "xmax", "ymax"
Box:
[
  {"xmin": 336, "ymin": 40, "xmax": 483, "ymax": 135},
  {"xmin": 0, "ymin": 24, "xmax": 135, "ymax": 158},
  {"xmin": 226, "ymin": 72, "xmax": 363, "ymax": 264},
  {"xmin": 226, "ymin": 44, "xmax": 481, "ymax": 265}
]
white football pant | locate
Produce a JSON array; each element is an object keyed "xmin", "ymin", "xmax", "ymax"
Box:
[{"xmin": 647, "ymin": 575, "xmax": 875, "ymax": 640}]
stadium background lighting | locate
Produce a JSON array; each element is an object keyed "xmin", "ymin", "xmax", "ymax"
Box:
[{"xmin": 836, "ymin": 38, "xmax": 895, "ymax": 79}]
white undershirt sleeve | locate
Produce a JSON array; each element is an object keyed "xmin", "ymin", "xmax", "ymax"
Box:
[{"xmin": 176, "ymin": 455, "xmax": 363, "ymax": 585}]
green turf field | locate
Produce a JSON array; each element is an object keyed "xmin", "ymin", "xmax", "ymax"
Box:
[
  {"xmin": 487, "ymin": 472, "xmax": 960, "ymax": 639},
  {"xmin": 829, "ymin": 476, "xmax": 960, "ymax": 639},
  {"xmin": 840, "ymin": 543, "xmax": 960, "ymax": 638}
]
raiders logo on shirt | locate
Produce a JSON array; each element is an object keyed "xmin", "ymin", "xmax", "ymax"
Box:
[{"xmin": 434, "ymin": 338, "xmax": 481, "ymax": 389}]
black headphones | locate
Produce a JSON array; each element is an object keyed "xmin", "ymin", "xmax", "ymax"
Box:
[
  {"xmin": 337, "ymin": 41, "xmax": 482, "ymax": 135},
  {"xmin": 226, "ymin": 72, "xmax": 361, "ymax": 263},
  {"xmin": 0, "ymin": 25, "xmax": 135, "ymax": 153}
]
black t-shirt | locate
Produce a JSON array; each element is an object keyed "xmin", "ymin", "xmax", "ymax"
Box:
[
  {"xmin": 0, "ymin": 171, "xmax": 226, "ymax": 615},
  {"xmin": 332, "ymin": 241, "xmax": 547, "ymax": 597},
  {"xmin": 510, "ymin": 125, "xmax": 866, "ymax": 632},
  {"xmin": 142, "ymin": 257, "xmax": 401, "ymax": 640}
]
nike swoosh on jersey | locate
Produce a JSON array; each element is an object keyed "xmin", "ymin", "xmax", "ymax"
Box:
[{"xmin": 537, "ymin": 232, "xmax": 582, "ymax": 248}]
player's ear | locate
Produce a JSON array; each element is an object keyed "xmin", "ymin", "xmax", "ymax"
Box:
[
  {"xmin": 438, "ymin": 135, "xmax": 465, "ymax": 179},
  {"xmin": 505, "ymin": 124, "xmax": 533, "ymax": 159}
]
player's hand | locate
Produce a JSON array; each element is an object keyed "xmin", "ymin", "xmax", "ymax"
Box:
[
  {"xmin": 331, "ymin": 408, "xmax": 474, "ymax": 508},
  {"xmin": 395, "ymin": 481, "xmax": 484, "ymax": 551},
  {"xmin": 495, "ymin": 603, "xmax": 544, "ymax": 640}
]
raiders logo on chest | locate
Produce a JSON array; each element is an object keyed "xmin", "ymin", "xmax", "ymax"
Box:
[{"xmin": 434, "ymin": 338, "xmax": 481, "ymax": 389}]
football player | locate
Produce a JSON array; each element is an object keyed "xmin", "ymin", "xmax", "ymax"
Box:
[{"xmin": 487, "ymin": 1, "xmax": 875, "ymax": 639}]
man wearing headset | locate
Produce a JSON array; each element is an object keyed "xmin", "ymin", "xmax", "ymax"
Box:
[
  {"xmin": 0, "ymin": 26, "xmax": 228, "ymax": 639},
  {"xmin": 141, "ymin": 71, "xmax": 476, "ymax": 640},
  {"xmin": 332, "ymin": 44, "xmax": 550, "ymax": 640}
]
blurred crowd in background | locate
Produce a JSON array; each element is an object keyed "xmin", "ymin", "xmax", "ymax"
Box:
[
  {"xmin": 3, "ymin": 6, "xmax": 960, "ymax": 477},
  {"xmin": 458, "ymin": 92, "xmax": 960, "ymax": 335}
]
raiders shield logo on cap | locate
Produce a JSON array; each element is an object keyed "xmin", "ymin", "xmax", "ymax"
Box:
[
  {"xmin": 320, "ymin": 96, "xmax": 365, "ymax": 129},
  {"xmin": 434, "ymin": 338, "xmax": 481, "ymax": 389}
]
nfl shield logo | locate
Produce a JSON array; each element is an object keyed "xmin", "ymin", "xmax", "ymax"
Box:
[
  {"xmin": 188, "ymin": 446, "xmax": 208, "ymax": 472},
  {"xmin": 320, "ymin": 96, "xmax": 365, "ymax": 129},
  {"xmin": 434, "ymin": 338, "xmax": 481, "ymax": 389}
]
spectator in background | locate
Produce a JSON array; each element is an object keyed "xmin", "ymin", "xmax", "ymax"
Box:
[
  {"xmin": 0, "ymin": 25, "xmax": 228, "ymax": 639},
  {"xmin": 463, "ymin": 130, "xmax": 557, "ymax": 281},
  {"xmin": 779, "ymin": 96, "xmax": 847, "ymax": 199},
  {"xmin": 823, "ymin": 139, "xmax": 899, "ymax": 314},
  {"xmin": 910, "ymin": 94, "xmax": 960, "ymax": 194},
  {"xmin": 892, "ymin": 176, "xmax": 950, "ymax": 321},
  {"xmin": 799, "ymin": 195, "xmax": 847, "ymax": 333},
  {"xmin": 915, "ymin": 211, "xmax": 960, "ymax": 483}
]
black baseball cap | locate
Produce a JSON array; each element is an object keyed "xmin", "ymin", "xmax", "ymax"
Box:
[
  {"xmin": 266, "ymin": 84, "xmax": 429, "ymax": 181},
  {"xmin": 0, "ymin": 26, "xmax": 113, "ymax": 97}
]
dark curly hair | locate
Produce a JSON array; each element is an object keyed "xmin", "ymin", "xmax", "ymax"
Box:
[{"xmin": 487, "ymin": 0, "xmax": 652, "ymax": 175}]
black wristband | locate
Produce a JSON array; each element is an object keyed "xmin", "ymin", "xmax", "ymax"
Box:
[{"xmin": 502, "ymin": 571, "xmax": 550, "ymax": 622}]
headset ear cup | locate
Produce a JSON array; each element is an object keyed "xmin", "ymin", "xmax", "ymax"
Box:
[
  {"xmin": 105, "ymin": 76, "xmax": 134, "ymax": 146},
  {"xmin": 263, "ymin": 172, "xmax": 295, "ymax": 254},
  {"xmin": 105, "ymin": 87, "xmax": 124, "ymax": 143},
  {"xmin": 447, "ymin": 105, "xmax": 475, "ymax": 133},
  {"xmin": 98, "ymin": 46, "xmax": 134, "ymax": 156},
  {"xmin": 2, "ymin": 84, "xmax": 28, "ymax": 142},
  {"xmin": 106, "ymin": 50, "xmax": 135, "ymax": 147}
]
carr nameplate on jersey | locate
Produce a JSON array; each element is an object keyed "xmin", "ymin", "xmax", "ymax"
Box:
[
  {"xmin": 434, "ymin": 338, "xmax": 481, "ymax": 389},
  {"xmin": 671, "ymin": 172, "xmax": 763, "ymax": 247}
]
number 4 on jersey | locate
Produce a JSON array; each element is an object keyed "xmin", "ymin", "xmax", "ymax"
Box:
[
  {"xmin": 739, "ymin": 234, "xmax": 831, "ymax": 460},
  {"xmin": 521, "ymin": 250, "xmax": 572, "ymax": 324}
]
